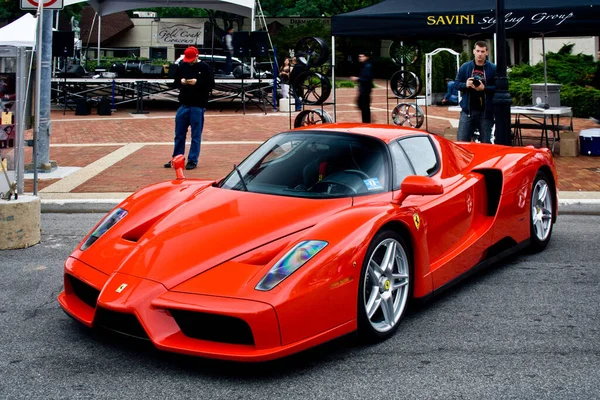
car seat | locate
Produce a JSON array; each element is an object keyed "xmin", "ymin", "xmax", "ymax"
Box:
[{"xmin": 303, "ymin": 159, "xmax": 328, "ymax": 188}]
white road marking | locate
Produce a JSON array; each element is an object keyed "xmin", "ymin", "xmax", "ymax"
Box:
[{"xmin": 40, "ymin": 143, "xmax": 144, "ymax": 193}]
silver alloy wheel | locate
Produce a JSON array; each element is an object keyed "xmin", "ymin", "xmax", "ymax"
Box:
[
  {"xmin": 363, "ymin": 238, "xmax": 410, "ymax": 333},
  {"xmin": 531, "ymin": 179, "xmax": 553, "ymax": 241},
  {"xmin": 391, "ymin": 103, "xmax": 424, "ymax": 128}
]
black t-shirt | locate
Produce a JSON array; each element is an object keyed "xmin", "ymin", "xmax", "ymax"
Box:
[
  {"xmin": 289, "ymin": 63, "xmax": 306, "ymax": 86},
  {"xmin": 174, "ymin": 61, "xmax": 215, "ymax": 107},
  {"xmin": 469, "ymin": 64, "xmax": 486, "ymax": 111},
  {"xmin": 358, "ymin": 61, "xmax": 373, "ymax": 96}
]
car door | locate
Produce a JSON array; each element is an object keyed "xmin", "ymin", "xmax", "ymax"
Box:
[{"xmin": 391, "ymin": 136, "xmax": 486, "ymax": 288}]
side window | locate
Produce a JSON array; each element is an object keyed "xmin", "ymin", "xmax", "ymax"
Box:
[
  {"xmin": 399, "ymin": 136, "xmax": 438, "ymax": 177},
  {"xmin": 389, "ymin": 141, "xmax": 415, "ymax": 189}
]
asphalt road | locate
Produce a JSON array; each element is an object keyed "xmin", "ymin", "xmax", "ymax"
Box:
[{"xmin": 1, "ymin": 214, "xmax": 599, "ymax": 400}]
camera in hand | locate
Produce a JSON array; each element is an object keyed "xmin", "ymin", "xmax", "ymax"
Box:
[{"xmin": 472, "ymin": 76, "xmax": 483, "ymax": 87}]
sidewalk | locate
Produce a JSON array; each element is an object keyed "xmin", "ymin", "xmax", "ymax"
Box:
[{"xmin": 17, "ymin": 84, "xmax": 600, "ymax": 212}]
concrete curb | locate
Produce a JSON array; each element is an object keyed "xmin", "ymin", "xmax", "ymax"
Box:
[
  {"xmin": 557, "ymin": 199, "xmax": 600, "ymax": 215},
  {"xmin": 41, "ymin": 199, "xmax": 124, "ymax": 213},
  {"xmin": 39, "ymin": 198, "xmax": 600, "ymax": 215}
]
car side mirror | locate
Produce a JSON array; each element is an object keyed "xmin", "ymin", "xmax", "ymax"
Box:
[{"xmin": 393, "ymin": 175, "xmax": 443, "ymax": 205}]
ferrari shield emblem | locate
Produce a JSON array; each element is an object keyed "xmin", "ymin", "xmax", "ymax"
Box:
[
  {"xmin": 116, "ymin": 283, "xmax": 128, "ymax": 293},
  {"xmin": 413, "ymin": 213, "xmax": 420, "ymax": 230}
]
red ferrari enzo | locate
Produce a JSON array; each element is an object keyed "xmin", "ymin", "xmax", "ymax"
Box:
[{"xmin": 58, "ymin": 123, "xmax": 557, "ymax": 362}]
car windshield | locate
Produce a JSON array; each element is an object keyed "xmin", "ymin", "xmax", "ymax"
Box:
[{"xmin": 218, "ymin": 131, "xmax": 389, "ymax": 198}]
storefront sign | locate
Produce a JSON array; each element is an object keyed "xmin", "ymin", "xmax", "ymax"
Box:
[
  {"xmin": 425, "ymin": 11, "xmax": 576, "ymax": 31},
  {"xmin": 157, "ymin": 23, "xmax": 204, "ymax": 45}
]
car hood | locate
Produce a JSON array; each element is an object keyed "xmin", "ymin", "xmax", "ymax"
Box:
[{"xmin": 107, "ymin": 187, "xmax": 352, "ymax": 289}]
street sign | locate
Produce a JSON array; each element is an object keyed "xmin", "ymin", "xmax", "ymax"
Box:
[{"xmin": 20, "ymin": 0, "xmax": 64, "ymax": 10}]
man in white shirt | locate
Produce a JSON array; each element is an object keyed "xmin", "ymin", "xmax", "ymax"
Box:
[{"xmin": 224, "ymin": 26, "xmax": 234, "ymax": 76}]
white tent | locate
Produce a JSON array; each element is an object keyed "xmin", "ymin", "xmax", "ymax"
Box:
[
  {"xmin": 0, "ymin": 13, "xmax": 37, "ymax": 47},
  {"xmin": 84, "ymin": 0, "xmax": 255, "ymax": 18},
  {"xmin": 61, "ymin": 0, "xmax": 257, "ymax": 62}
]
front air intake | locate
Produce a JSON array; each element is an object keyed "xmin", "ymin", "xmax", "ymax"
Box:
[
  {"xmin": 67, "ymin": 274, "xmax": 100, "ymax": 308},
  {"xmin": 94, "ymin": 308, "xmax": 149, "ymax": 340},
  {"xmin": 169, "ymin": 309, "xmax": 254, "ymax": 345}
]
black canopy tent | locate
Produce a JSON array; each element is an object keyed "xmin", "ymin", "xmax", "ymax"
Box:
[
  {"xmin": 333, "ymin": 0, "xmax": 600, "ymax": 145},
  {"xmin": 331, "ymin": 0, "xmax": 600, "ymax": 38}
]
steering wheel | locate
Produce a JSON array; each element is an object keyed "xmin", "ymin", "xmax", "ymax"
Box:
[
  {"xmin": 310, "ymin": 178, "xmax": 358, "ymax": 194},
  {"xmin": 343, "ymin": 169, "xmax": 370, "ymax": 180}
]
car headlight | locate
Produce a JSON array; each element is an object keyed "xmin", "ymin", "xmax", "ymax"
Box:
[
  {"xmin": 80, "ymin": 208, "xmax": 128, "ymax": 251},
  {"xmin": 255, "ymin": 240, "xmax": 328, "ymax": 291}
]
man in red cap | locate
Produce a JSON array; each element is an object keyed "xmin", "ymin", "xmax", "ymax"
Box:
[{"xmin": 165, "ymin": 46, "xmax": 215, "ymax": 170}]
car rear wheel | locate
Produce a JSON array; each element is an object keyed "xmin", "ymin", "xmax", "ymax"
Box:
[
  {"xmin": 358, "ymin": 230, "xmax": 411, "ymax": 342},
  {"xmin": 529, "ymin": 170, "xmax": 554, "ymax": 252}
]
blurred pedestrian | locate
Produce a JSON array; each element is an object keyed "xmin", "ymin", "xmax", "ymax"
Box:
[
  {"xmin": 164, "ymin": 46, "xmax": 215, "ymax": 170},
  {"xmin": 279, "ymin": 57, "xmax": 291, "ymax": 99},
  {"xmin": 289, "ymin": 56, "xmax": 305, "ymax": 112},
  {"xmin": 351, "ymin": 51, "xmax": 373, "ymax": 123},
  {"xmin": 224, "ymin": 26, "xmax": 234, "ymax": 76}
]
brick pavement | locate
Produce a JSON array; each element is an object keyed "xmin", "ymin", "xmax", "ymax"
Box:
[{"xmin": 18, "ymin": 85, "xmax": 600, "ymax": 197}]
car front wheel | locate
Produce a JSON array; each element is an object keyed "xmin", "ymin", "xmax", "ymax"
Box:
[
  {"xmin": 358, "ymin": 230, "xmax": 411, "ymax": 342},
  {"xmin": 529, "ymin": 170, "xmax": 554, "ymax": 252}
]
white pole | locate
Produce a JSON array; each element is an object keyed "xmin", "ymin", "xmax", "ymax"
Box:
[
  {"xmin": 332, "ymin": 35, "xmax": 336, "ymax": 122},
  {"xmin": 97, "ymin": 15, "xmax": 101, "ymax": 64},
  {"xmin": 250, "ymin": 2, "xmax": 256, "ymax": 78},
  {"xmin": 456, "ymin": 51, "xmax": 461, "ymax": 104},
  {"xmin": 15, "ymin": 47, "xmax": 26, "ymax": 194},
  {"xmin": 542, "ymin": 33, "xmax": 548, "ymax": 105},
  {"xmin": 53, "ymin": 10, "xmax": 59, "ymax": 76},
  {"xmin": 33, "ymin": 2, "xmax": 44, "ymax": 194},
  {"xmin": 493, "ymin": 33, "xmax": 497, "ymax": 63}
]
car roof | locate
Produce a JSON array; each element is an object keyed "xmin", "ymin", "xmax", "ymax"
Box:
[{"xmin": 293, "ymin": 123, "xmax": 428, "ymax": 144}]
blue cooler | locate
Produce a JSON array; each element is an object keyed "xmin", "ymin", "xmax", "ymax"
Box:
[{"xmin": 580, "ymin": 129, "xmax": 600, "ymax": 156}]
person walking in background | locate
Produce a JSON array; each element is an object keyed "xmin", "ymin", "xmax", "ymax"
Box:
[
  {"xmin": 164, "ymin": 46, "xmax": 215, "ymax": 170},
  {"xmin": 73, "ymin": 36, "xmax": 82, "ymax": 62},
  {"xmin": 224, "ymin": 26, "xmax": 234, "ymax": 76},
  {"xmin": 289, "ymin": 56, "xmax": 305, "ymax": 112},
  {"xmin": 351, "ymin": 51, "xmax": 373, "ymax": 123},
  {"xmin": 455, "ymin": 41, "xmax": 496, "ymax": 143},
  {"xmin": 279, "ymin": 57, "xmax": 291, "ymax": 99}
]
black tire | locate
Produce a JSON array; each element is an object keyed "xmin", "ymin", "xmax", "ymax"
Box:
[
  {"xmin": 294, "ymin": 36, "xmax": 330, "ymax": 67},
  {"xmin": 294, "ymin": 109, "xmax": 333, "ymax": 128},
  {"xmin": 390, "ymin": 70, "xmax": 421, "ymax": 99},
  {"xmin": 293, "ymin": 71, "xmax": 332, "ymax": 105},
  {"xmin": 528, "ymin": 170, "xmax": 555, "ymax": 252},
  {"xmin": 358, "ymin": 230, "xmax": 412, "ymax": 342}
]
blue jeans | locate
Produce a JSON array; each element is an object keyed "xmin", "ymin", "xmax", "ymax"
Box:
[
  {"xmin": 291, "ymin": 86, "xmax": 303, "ymax": 111},
  {"xmin": 173, "ymin": 105, "xmax": 205, "ymax": 163},
  {"xmin": 444, "ymin": 81, "xmax": 458, "ymax": 104},
  {"xmin": 457, "ymin": 110, "xmax": 493, "ymax": 143},
  {"xmin": 225, "ymin": 52, "xmax": 233, "ymax": 75}
]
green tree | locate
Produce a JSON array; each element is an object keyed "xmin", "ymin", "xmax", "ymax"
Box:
[
  {"xmin": 508, "ymin": 44, "xmax": 600, "ymax": 117},
  {"xmin": 0, "ymin": 1, "xmax": 85, "ymax": 26},
  {"xmin": 271, "ymin": 20, "xmax": 331, "ymax": 59},
  {"xmin": 0, "ymin": 0, "xmax": 29, "ymax": 22}
]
